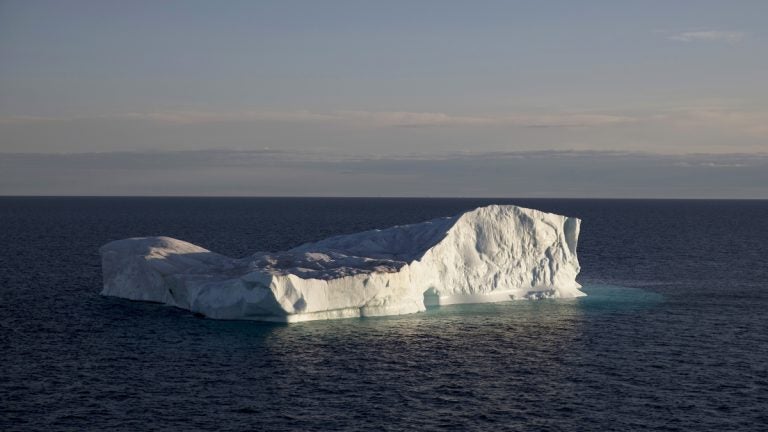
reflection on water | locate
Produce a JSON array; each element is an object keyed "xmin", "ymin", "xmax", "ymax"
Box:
[
  {"xmin": 167, "ymin": 284, "xmax": 662, "ymax": 429},
  {"xmin": 202, "ymin": 284, "xmax": 660, "ymax": 355}
]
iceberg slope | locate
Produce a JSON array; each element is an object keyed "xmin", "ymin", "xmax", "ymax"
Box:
[{"xmin": 100, "ymin": 205, "xmax": 583, "ymax": 322}]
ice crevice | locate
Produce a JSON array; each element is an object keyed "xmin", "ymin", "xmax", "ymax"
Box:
[{"xmin": 100, "ymin": 205, "xmax": 583, "ymax": 322}]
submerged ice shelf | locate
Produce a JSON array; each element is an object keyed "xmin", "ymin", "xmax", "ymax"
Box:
[{"xmin": 100, "ymin": 205, "xmax": 583, "ymax": 322}]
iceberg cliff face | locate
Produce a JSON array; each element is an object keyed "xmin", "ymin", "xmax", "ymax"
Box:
[{"xmin": 100, "ymin": 205, "xmax": 583, "ymax": 322}]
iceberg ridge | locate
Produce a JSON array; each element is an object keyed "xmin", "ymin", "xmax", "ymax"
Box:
[{"xmin": 100, "ymin": 205, "xmax": 583, "ymax": 322}]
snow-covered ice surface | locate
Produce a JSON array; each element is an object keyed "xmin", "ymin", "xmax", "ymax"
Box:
[{"xmin": 100, "ymin": 205, "xmax": 583, "ymax": 322}]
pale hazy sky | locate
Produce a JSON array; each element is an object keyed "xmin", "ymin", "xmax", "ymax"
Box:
[{"xmin": 1, "ymin": 1, "xmax": 767, "ymax": 196}]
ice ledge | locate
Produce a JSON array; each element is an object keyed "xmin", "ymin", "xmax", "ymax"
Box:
[{"xmin": 100, "ymin": 204, "xmax": 583, "ymax": 322}]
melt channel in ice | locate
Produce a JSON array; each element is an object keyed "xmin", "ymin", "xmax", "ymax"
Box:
[{"xmin": 100, "ymin": 205, "xmax": 583, "ymax": 322}]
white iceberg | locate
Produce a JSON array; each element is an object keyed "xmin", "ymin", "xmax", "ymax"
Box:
[{"xmin": 100, "ymin": 205, "xmax": 583, "ymax": 322}]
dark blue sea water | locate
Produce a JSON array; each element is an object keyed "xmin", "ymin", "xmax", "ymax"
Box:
[{"xmin": 1, "ymin": 198, "xmax": 767, "ymax": 431}]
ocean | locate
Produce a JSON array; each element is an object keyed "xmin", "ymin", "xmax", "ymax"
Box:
[{"xmin": 1, "ymin": 198, "xmax": 767, "ymax": 431}]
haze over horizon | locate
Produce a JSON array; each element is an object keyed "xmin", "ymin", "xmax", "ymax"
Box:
[{"xmin": 1, "ymin": 0, "xmax": 767, "ymax": 197}]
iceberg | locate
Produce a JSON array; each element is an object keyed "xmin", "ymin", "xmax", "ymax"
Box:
[{"xmin": 100, "ymin": 205, "xmax": 583, "ymax": 322}]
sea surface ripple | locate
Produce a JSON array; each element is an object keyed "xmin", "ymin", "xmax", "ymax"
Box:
[{"xmin": 1, "ymin": 198, "xmax": 767, "ymax": 431}]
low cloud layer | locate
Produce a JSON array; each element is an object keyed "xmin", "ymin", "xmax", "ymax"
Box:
[
  {"xmin": 2, "ymin": 106, "xmax": 767, "ymax": 155},
  {"xmin": 667, "ymin": 30, "xmax": 746, "ymax": 43},
  {"xmin": 2, "ymin": 150, "xmax": 766, "ymax": 198},
  {"xmin": 0, "ymin": 109, "xmax": 635, "ymax": 128}
]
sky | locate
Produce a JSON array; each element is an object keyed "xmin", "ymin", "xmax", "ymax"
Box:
[{"xmin": 1, "ymin": 0, "xmax": 767, "ymax": 197}]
